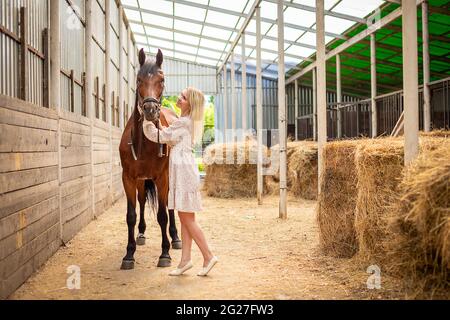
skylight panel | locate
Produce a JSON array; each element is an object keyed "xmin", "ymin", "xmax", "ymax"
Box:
[
  {"xmin": 205, "ymin": 11, "xmax": 239, "ymax": 29},
  {"xmin": 129, "ymin": 22, "xmax": 145, "ymax": 35},
  {"xmin": 195, "ymin": 57, "xmax": 218, "ymax": 66},
  {"xmin": 124, "ymin": 8, "xmax": 141, "ymax": 22},
  {"xmin": 284, "ymin": 7, "xmax": 316, "ymax": 26},
  {"xmin": 174, "ymin": 52, "xmax": 197, "ymax": 63},
  {"xmin": 209, "ymin": 0, "xmax": 247, "ymax": 13},
  {"xmin": 332, "ymin": 0, "xmax": 385, "ymax": 18},
  {"xmin": 174, "ymin": 3, "xmax": 206, "ymax": 22},
  {"xmin": 121, "ymin": 0, "xmax": 138, "ymax": 7},
  {"xmin": 138, "ymin": 0, "xmax": 172, "ymax": 13},
  {"xmin": 325, "ymin": 15, "xmax": 355, "ymax": 34},
  {"xmin": 174, "ymin": 19, "xmax": 203, "ymax": 34},
  {"xmin": 145, "ymin": 27, "xmax": 173, "ymax": 40},
  {"xmin": 174, "ymin": 43, "xmax": 199, "ymax": 55},
  {"xmin": 202, "ymin": 26, "xmax": 233, "ymax": 41},
  {"xmin": 149, "ymin": 38, "xmax": 174, "ymax": 50},
  {"xmin": 174, "ymin": 32, "xmax": 200, "ymax": 46},
  {"xmin": 260, "ymin": 1, "xmax": 279, "ymax": 20},
  {"xmin": 200, "ymin": 38, "xmax": 228, "ymax": 50},
  {"xmin": 197, "ymin": 48, "xmax": 223, "ymax": 60},
  {"xmin": 141, "ymin": 12, "xmax": 172, "ymax": 29}
]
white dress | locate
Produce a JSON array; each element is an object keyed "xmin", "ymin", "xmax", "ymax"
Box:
[{"xmin": 142, "ymin": 116, "xmax": 203, "ymax": 212}]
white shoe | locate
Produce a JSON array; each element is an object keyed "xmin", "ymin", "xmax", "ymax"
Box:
[
  {"xmin": 169, "ymin": 261, "xmax": 193, "ymax": 276},
  {"xmin": 197, "ymin": 256, "xmax": 218, "ymax": 276}
]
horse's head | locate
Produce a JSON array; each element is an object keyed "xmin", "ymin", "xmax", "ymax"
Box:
[{"xmin": 136, "ymin": 48, "xmax": 165, "ymax": 122}]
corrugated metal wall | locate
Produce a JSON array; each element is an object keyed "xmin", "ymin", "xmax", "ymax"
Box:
[
  {"xmin": 0, "ymin": 0, "xmax": 48, "ymax": 106},
  {"xmin": 163, "ymin": 57, "xmax": 217, "ymax": 96},
  {"xmin": 214, "ymin": 70, "xmax": 278, "ymax": 143}
]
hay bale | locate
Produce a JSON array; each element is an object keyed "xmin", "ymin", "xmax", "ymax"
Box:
[
  {"xmin": 354, "ymin": 135, "xmax": 449, "ymax": 264},
  {"xmin": 354, "ymin": 138, "xmax": 404, "ymax": 263},
  {"xmin": 316, "ymin": 140, "xmax": 360, "ymax": 258},
  {"xmin": 203, "ymin": 139, "xmax": 269, "ymax": 198},
  {"xmin": 385, "ymin": 141, "xmax": 450, "ymax": 298},
  {"xmin": 264, "ymin": 141, "xmax": 318, "ymax": 200}
]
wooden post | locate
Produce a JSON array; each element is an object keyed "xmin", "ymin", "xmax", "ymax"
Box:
[
  {"xmin": 256, "ymin": 6, "xmax": 263, "ymax": 205},
  {"xmin": 336, "ymin": 54, "xmax": 342, "ymax": 138},
  {"xmin": 294, "ymin": 79, "xmax": 298, "ymax": 140},
  {"xmin": 20, "ymin": 7, "xmax": 28, "ymax": 101},
  {"xmin": 50, "ymin": 0, "xmax": 62, "ymax": 242},
  {"xmin": 277, "ymin": 0, "xmax": 287, "ymax": 219},
  {"xmin": 42, "ymin": 28, "xmax": 50, "ymax": 108},
  {"xmin": 223, "ymin": 66, "xmax": 228, "ymax": 142},
  {"xmin": 370, "ymin": 33, "xmax": 377, "ymax": 137},
  {"xmin": 241, "ymin": 34, "xmax": 247, "ymax": 133},
  {"xmin": 316, "ymin": 0, "xmax": 327, "ymax": 194},
  {"xmin": 127, "ymin": 26, "xmax": 132, "ymax": 118},
  {"xmin": 95, "ymin": 76, "xmax": 99, "ymax": 118},
  {"xmin": 118, "ymin": 5, "xmax": 124, "ymax": 130},
  {"xmin": 402, "ymin": 0, "xmax": 419, "ymax": 164},
  {"xmin": 231, "ymin": 51, "xmax": 236, "ymax": 140},
  {"xmin": 82, "ymin": 72, "xmax": 87, "ymax": 116},
  {"xmin": 422, "ymin": 0, "xmax": 431, "ymax": 132},
  {"xmin": 312, "ymin": 67, "xmax": 317, "ymax": 141}
]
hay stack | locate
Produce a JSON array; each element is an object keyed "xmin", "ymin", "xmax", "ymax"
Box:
[
  {"xmin": 354, "ymin": 138, "xmax": 404, "ymax": 263},
  {"xmin": 386, "ymin": 141, "xmax": 450, "ymax": 298},
  {"xmin": 265, "ymin": 141, "xmax": 318, "ymax": 200},
  {"xmin": 203, "ymin": 139, "xmax": 269, "ymax": 198},
  {"xmin": 316, "ymin": 140, "xmax": 360, "ymax": 258}
]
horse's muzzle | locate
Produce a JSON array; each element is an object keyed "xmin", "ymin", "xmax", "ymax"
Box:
[{"xmin": 142, "ymin": 102, "xmax": 160, "ymax": 122}]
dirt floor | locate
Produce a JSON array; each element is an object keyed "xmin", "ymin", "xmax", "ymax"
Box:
[{"xmin": 10, "ymin": 188, "xmax": 406, "ymax": 300}]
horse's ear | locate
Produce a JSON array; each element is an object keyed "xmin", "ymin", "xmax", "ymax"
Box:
[
  {"xmin": 138, "ymin": 48, "xmax": 146, "ymax": 66},
  {"xmin": 156, "ymin": 49, "xmax": 163, "ymax": 68}
]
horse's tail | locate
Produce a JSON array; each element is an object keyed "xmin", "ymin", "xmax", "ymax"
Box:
[{"xmin": 144, "ymin": 179, "xmax": 159, "ymax": 218}]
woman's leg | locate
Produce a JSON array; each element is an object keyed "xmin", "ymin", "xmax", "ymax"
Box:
[
  {"xmin": 178, "ymin": 218, "xmax": 192, "ymax": 268},
  {"xmin": 178, "ymin": 211, "xmax": 214, "ymax": 267}
]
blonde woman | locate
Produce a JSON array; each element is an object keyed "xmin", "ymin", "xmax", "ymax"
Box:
[{"xmin": 143, "ymin": 87, "xmax": 218, "ymax": 276}]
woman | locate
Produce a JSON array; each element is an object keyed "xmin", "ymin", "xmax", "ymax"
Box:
[{"xmin": 143, "ymin": 87, "xmax": 218, "ymax": 276}]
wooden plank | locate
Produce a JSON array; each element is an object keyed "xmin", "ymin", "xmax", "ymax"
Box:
[
  {"xmin": 60, "ymin": 177, "xmax": 91, "ymax": 199},
  {"xmin": 94, "ymin": 118, "xmax": 110, "ymax": 132},
  {"xmin": 61, "ymin": 131, "xmax": 91, "ymax": 148},
  {"xmin": 93, "ymin": 134, "xmax": 110, "ymax": 145},
  {"xmin": 60, "ymin": 118, "xmax": 91, "ymax": 136},
  {"xmin": 0, "ymin": 221, "xmax": 59, "ymax": 279},
  {"xmin": 93, "ymin": 150, "xmax": 111, "ymax": 164},
  {"xmin": 0, "ymin": 237, "xmax": 59, "ymax": 299},
  {"xmin": 0, "ymin": 196, "xmax": 58, "ymax": 242},
  {"xmin": 61, "ymin": 186, "xmax": 90, "ymax": 212},
  {"xmin": 60, "ymin": 109, "xmax": 91, "ymax": 126},
  {"xmin": 93, "ymin": 125, "xmax": 110, "ymax": 138},
  {"xmin": 0, "ymin": 166, "xmax": 58, "ymax": 194},
  {"xmin": 61, "ymin": 164, "xmax": 91, "ymax": 183},
  {"xmin": 62, "ymin": 208, "xmax": 91, "ymax": 244},
  {"xmin": 93, "ymin": 163, "xmax": 111, "ymax": 177},
  {"xmin": 0, "ymin": 152, "xmax": 58, "ymax": 173},
  {"xmin": 0, "ymin": 180, "xmax": 58, "ymax": 220},
  {"xmin": 61, "ymin": 146, "xmax": 91, "ymax": 168},
  {"xmin": 62, "ymin": 192, "xmax": 91, "ymax": 224},
  {"xmin": 0, "ymin": 124, "xmax": 57, "ymax": 152},
  {"xmin": 0, "ymin": 107, "xmax": 57, "ymax": 131},
  {"xmin": 0, "ymin": 96, "xmax": 58, "ymax": 119},
  {"xmin": 93, "ymin": 142, "xmax": 110, "ymax": 151}
]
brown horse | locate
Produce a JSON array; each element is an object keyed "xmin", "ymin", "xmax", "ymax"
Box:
[{"xmin": 119, "ymin": 48, "xmax": 181, "ymax": 270}]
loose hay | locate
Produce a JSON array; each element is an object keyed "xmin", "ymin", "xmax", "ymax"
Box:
[
  {"xmin": 385, "ymin": 141, "xmax": 450, "ymax": 298},
  {"xmin": 203, "ymin": 139, "xmax": 270, "ymax": 198},
  {"xmin": 316, "ymin": 140, "xmax": 359, "ymax": 258}
]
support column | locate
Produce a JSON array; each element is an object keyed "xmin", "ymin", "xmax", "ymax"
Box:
[
  {"xmin": 370, "ymin": 33, "xmax": 377, "ymax": 137},
  {"xmin": 127, "ymin": 26, "xmax": 132, "ymax": 119},
  {"xmin": 402, "ymin": 0, "xmax": 419, "ymax": 164},
  {"xmin": 316, "ymin": 0, "xmax": 327, "ymax": 194},
  {"xmin": 312, "ymin": 67, "xmax": 317, "ymax": 141},
  {"xmin": 422, "ymin": 0, "xmax": 431, "ymax": 132},
  {"xmin": 231, "ymin": 51, "xmax": 236, "ymax": 140},
  {"xmin": 50, "ymin": 0, "xmax": 62, "ymax": 242},
  {"xmin": 118, "ymin": 5, "xmax": 124, "ymax": 130},
  {"xmin": 294, "ymin": 79, "xmax": 298, "ymax": 140},
  {"xmin": 256, "ymin": 6, "xmax": 263, "ymax": 205},
  {"xmin": 241, "ymin": 34, "xmax": 247, "ymax": 133},
  {"xmin": 86, "ymin": 0, "xmax": 95, "ymax": 218},
  {"xmin": 105, "ymin": 0, "xmax": 113, "ymax": 205},
  {"xmin": 336, "ymin": 54, "xmax": 342, "ymax": 139},
  {"xmin": 277, "ymin": 0, "xmax": 287, "ymax": 219},
  {"xmin": 223, "ymin": 66, "xmax": 227, "ymax": 142}
]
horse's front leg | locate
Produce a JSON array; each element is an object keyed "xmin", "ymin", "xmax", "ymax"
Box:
[
  {"xmin": 136, "ymin": 180, "xmax": 146, "ymax": 246},
  {"xmin": 168, "ymin": 209, "xmax": 182, "ymax": 249},
  {"xmin": 121, "ymin": 174, "xmax": 137, "ymax": 270}
]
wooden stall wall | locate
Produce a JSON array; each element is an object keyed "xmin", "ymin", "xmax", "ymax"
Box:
[{"xmin": 0, "ymin": 95, "xmax": 124, "ymax": 299}]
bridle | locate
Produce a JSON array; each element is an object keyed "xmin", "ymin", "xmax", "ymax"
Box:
[{"xmin": 130, "ymin": 77, "xmax": 166, "ymax": 159}]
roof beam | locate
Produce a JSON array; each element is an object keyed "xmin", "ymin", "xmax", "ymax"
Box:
[
  {"xmin": 264, "ymin": 0, "xmax": 366, "ymax": 24},
  {"xmin": 286, "ymin": 0, "xmax": 425, "ymax": 85}
]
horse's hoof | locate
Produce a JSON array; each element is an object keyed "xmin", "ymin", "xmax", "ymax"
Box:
[
  {"xmin": 157, "ymin": 257, "xmax": 171, "ymax": 268},
  {"xmin": 121, "ymin": 259, "xmax": 135, "ymax": 270},
  {"xmin": 136, "ymin": 236, "xmax": 146, "ymax": 246},
  {"xmin": 171, "ymin": 240, "xmax": 182, "ymax": 250}
]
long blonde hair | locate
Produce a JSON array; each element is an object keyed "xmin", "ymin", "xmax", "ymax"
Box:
[{"xmin": 186, "ymin": 87, "xmax": 205, "ymax": 145}]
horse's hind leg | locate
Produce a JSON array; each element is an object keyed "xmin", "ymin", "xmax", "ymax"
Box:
[
  {"xmin": 121, "ymin": 174, "xmax": 137, "ymax": 270},
  {"xmin": 156, "ymin": 201, "xmax": 171, "ymax": 267},
  {"xmin": 168, "ymin": 209, "xmax": 182, "ymax": 249},
  {"xmin": 136, "ymin": 180, "xmax": 146, "ymax": 246}
]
